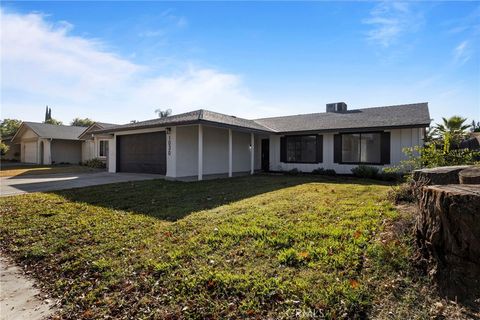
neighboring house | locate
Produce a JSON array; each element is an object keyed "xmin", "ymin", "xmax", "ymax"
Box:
[
  {"xmin": 11, "ymin": 122, "xmax": 86, "ymax": 164},
  {"xmin": 78, "ymin": 122, "xmax": 117, "ymax": 164},
  {"xmin": 92, "ymin": 102, "xmax": 431, "ymax": 180},
  {"xmin": 0, "ymin": 135, "xmax": 21, "ymax": 161}
]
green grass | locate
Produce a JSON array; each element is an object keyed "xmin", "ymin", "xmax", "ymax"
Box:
[{"xmin": 0, "ymin": 175, "xmax": 432, "ymax": 319}]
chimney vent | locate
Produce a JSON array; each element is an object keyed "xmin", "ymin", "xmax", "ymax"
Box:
[{"xmin": 326, "ymin": 102, "xmax": 347, "ymax": 113}]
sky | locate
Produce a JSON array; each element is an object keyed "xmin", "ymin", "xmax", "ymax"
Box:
[{"xmin": 1, "ymin": 1, "xmax": 479, "ymax": 126}]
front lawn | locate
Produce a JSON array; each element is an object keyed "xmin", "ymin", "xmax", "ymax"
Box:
[
  {"xmin": 0, "ymin": 164, "xmax": 101, "ymax": 177},
  {"xmin": 0, "ymin": 175, "xmax": 443, "ymax": 318}
]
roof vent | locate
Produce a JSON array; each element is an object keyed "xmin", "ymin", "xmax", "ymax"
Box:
[{"xmin": 326, "ymin": 102, "xmax": 347, "ymax": 113}]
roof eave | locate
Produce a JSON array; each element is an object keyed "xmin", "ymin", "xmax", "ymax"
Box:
[
  {"xmin": 275, "ymin": 123, "xmax": 431, "ymax": 135},
  {"xmin": 93, "ymin": 119, "xmax": 274, "ymax": 135}
]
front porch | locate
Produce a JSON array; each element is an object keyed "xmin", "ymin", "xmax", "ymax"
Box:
[{"xmin": 166, "ymin": 124, "xmax": 267, "ymax": 181}]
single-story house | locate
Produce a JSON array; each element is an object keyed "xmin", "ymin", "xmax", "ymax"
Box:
[
  {"xmin": 92, "ymin": 102, "xmax": 431, "ymax": 180},
  {"xmin": 78, "ymin": 122, "xmax": 117, "ymax": 166},
  {"xmin": 10, "ymin": 122, "xmax": 117, "ymax": 165},
  {"xmin": 11, "ymin": 122, "xmax": 86, "ymax": 164}
]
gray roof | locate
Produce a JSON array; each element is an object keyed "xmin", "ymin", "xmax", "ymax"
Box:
[
  {"xmin": 78, "ymin": 122, "xmax": 119, "ymax": 139},
  {"xmin": 19, "ymin": 122, "xmax": 86, "ymax": 140},
  {"xmin": 255, "ymin": 102, "xmax": 431, "ymax": 133},
  {"xmin": 94, "ymin": 109, "xmax": 272, "ymax": 134},
  {"xmin": 94, "ymin": 102, "xmax": 430, "ymax": 135}
]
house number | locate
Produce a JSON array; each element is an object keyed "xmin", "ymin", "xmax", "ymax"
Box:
[{"xmin": 167, "ymin": 135, "xmax": 171, "ymax": 156}]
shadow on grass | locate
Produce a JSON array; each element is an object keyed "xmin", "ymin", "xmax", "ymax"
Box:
[{"xmin": 52, "ymin": 174, "xmax": 393, "ymax": 222}]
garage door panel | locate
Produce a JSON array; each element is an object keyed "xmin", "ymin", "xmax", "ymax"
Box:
[
  {"xmin": 24, "ymin": 142, "xmax": 37, "ymax": 163},
  {"xmin": 117, "ymin": 132, "xmax": 166, "ymax": 174}
]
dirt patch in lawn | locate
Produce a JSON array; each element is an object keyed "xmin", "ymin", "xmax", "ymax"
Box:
[{"xmin": 0, "ymin": 165, "xmax": 101, "ymax": 177}]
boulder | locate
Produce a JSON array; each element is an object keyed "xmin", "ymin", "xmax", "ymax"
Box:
[
  {"xmin": 459, "ymin": 166, "xmax": 480, "ymax": 184},
  {"xmin": 412, "ymin": 166, "xmax": 470, "ymax": 185},
  {"xmin": 416, "ymin": 184, "xmax": 480, "ymax": 302}
]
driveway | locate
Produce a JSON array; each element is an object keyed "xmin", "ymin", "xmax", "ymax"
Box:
[{"xmin": 0, "ymin": 172, "xmax": 163, "ymax": 197}]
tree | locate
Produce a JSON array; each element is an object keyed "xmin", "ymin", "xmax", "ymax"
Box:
[
  {"xmin": 71, "ymin": 118, "xmax": 95, "ymax": 127},
  {"xmin": 0, "ymin": 119, "xmax": 22, "ymax": 137},
  {"xmin": 155, "ymin": 108, "xmax": 172, "ymax": 118},
  {"xmin": 42, "ymin": 106, "xmax": 62, "ymax": 125},
  {"xmin": 44, "ymin": 118, "xmax": 63, "ymax": 125},
  {"xmin": 471, "ymin": 120, "xmax": 480, "ymax": 133},
  {"xmin": 45, "ymin": 106, "xmax": 52, "ymax": 122},
  {"xmin": 0, "ymin": 141, "xmax": 9, "ymax": 156},
  {"xmin": 433, "ymin": 116, "xmax": 471, "ymax": 146}
]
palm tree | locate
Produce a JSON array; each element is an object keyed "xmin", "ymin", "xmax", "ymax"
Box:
[
  {"xmin": 155, "ymin": 108, "xmax": 172, "ymax": 118},
  {"xmin": 434, "ymin": 116, "xmax": 471, "ymax": 146}
]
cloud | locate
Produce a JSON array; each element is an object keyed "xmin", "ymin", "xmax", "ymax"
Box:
[
  {"xmin": 0, "ymin": 9, "xmax": 273, "ymax": 124},
  {"xmin": 363, "ymin": 2, "xmax": 423, "ymax": 48},
  {"xmin": 453, "ymin": 40, "xmax": 472, "ymax": 65}
]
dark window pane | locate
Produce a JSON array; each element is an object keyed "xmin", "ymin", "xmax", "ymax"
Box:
[
  {"xmin": 342, "ymin": 134, "xmax": 360, "ymax": 162},
  {"xmin": 285, "ymin": 135, "xmax": 317, "ymax": 163},
  {"xmin": 360, "ymin": 133, "xmax": 381, "ymax": 163}
]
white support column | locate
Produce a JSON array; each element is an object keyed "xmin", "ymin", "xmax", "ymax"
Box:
[
  {"xmin": 228, "ymin": 129, "xmax": 233, "ymax": 177},
  {"xmin": 250, "ymin": 132, "xmax": 254, "ymax": 174},
  {"xmin": 198, "ymin": 124, "xmax": 203, "ymax": 181}
]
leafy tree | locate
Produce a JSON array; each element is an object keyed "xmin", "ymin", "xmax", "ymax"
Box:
[
  {"xmin": 433, "ymin": 116, "xmax": 471, "ymax": 145},
  {"xmin": 155, "ymin": 108, "xmax": 172, "ymax": 118},
  {"xmin": 71, "ymin": 117, "xmax": 95, "ymax": 127},
  {"xmin": 44, "ymin": 118, "xmax": 63, "ymax": 125},
  {"xmin": 0, "ymin": 119, "xmax": 22, "ymax": 137}
]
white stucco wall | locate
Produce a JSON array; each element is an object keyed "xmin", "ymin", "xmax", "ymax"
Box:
[
  {"xmin": 203, "ymin": 126, "xmax": 229, "ymax": 175},
  {"xmin": 269, "ymin": 128, "xmax": 424, "ymax": 174},
  {"xmin": 82, "ymin": 140, "xmax": 95, "ymax": 162}
]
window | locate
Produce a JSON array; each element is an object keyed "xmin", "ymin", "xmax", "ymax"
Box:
[
  {"xmin": 341, "ymin": 133, "xmax": 381, "ymax": 164},
  {"xmin": 99, "ymin": 140, "xmax": 109, "ymax": 157},
  {"xmin": 283, "ymin": 135, "xmax": 318, "ymax": 163}
]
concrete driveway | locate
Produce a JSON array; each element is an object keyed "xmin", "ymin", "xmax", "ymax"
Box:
[{"xmin": 0, "ymin": 172, "xmax": 163, "ymax": 197}]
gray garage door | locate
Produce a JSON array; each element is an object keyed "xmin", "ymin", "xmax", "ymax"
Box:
[{"xmin": 116, "ymin": 131, "xmax": 166, "ymax": 174}]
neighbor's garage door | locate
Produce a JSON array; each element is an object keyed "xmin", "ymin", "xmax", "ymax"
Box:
[
  {"xmin": 116, "ymin": 131, "xmax": 166, "ymax": 174},
  {"xmin": 23, "ymin": 142, "xmax": 37, "ymax": 163}
]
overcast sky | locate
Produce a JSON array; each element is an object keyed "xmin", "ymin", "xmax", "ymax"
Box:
[{"xmin": 1, "ymin": 2, "xmax": 479, "ymax": 126}]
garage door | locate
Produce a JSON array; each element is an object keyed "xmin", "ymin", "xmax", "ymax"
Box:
[
  {"xmin": 23, "ymin": 142, "xmax": 37, "ymax": 163},
  {"xmin": 116, "ymin": 131, "xmax": 166, "ymax": 174}
]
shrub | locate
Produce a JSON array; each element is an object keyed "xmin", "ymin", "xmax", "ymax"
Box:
[
  {"xmin": 286, "ymin": 168, "xmax": 301, "ymax": 175},
  {"xmin": 392, "ymin": 144, "xmax": 480, "ymax": 172},
  {"xmin": 311, "ymin": 168, "xmax": 336, "ymax": 176},
  {"xmin": 377, "ymin": 170, "xmax": 402, "ymax": 182},
  {"xmin": 387, "ymin": 183, "xmax": 414, "ymax": 204},
  {"xmin": 351, "ymin": 165, "xmax": 379, "ymax": 179},
  {"xmin": 0, "ymin": 141, "xmax": 9, "ymax": 156},
  {"xmin": 83, "ymin": 158, "xmax": 106, "ymax": 169}
]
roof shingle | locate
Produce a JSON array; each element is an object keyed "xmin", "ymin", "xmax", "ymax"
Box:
[
  {"xmin": 22, "ymin": 122, "xmax": 87, "ymax": 140},
  {"xmin": 93, "ymin": 102, "xmax": 430, "ymax": 134}
]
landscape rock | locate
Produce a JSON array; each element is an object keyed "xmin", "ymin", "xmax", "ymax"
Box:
[{"xmin": 416, "ymin": 184, "xmax": 480, "ymax": 302}]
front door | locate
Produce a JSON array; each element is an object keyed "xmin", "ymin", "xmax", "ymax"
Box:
[{"xmin": 261, "ymin": 139, "xmax": 269, "ymax": 171}]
